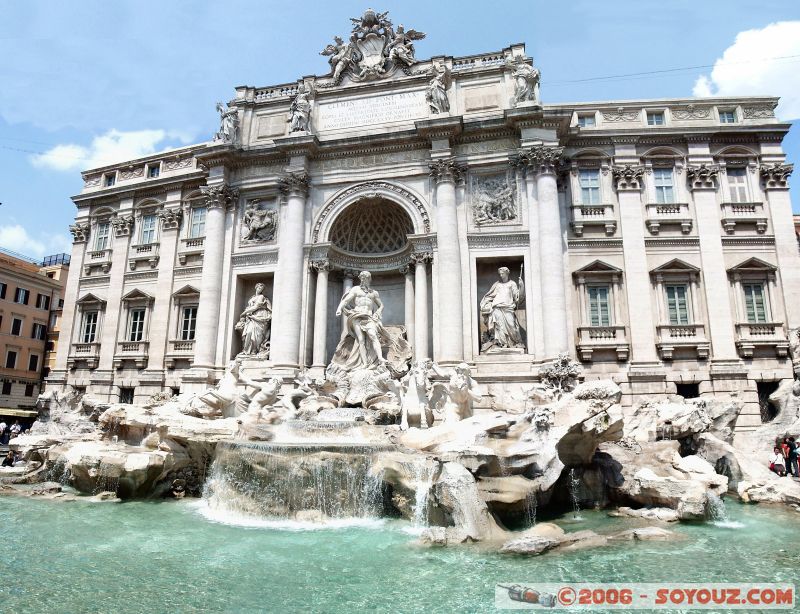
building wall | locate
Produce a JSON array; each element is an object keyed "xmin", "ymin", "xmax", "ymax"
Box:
[
  {"xmin": 47, "ymin": 44, "xmax": 800, "ymax": 431},
  {"xmin": 0, "ymin": 251, "xmax": 68, "ymax": 410}
]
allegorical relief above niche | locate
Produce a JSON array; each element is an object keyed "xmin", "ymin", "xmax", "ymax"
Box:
[
  {"xmin": 471, "ymin": 173, "xmax": 517, "ymax": 225},
  {"xmin": 241, "ymin": 199, "xmax": 278, "ymax": 243}
]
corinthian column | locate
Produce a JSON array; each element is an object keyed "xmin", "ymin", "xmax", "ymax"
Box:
[
  {"xmin": 429, "ymin": 159, "xmax": 465, "ymax": 364},
  {"xmin": 271, "ymin": 172, "xmax": 310, "ymax": 368},
  {"xmin": 192, "ymin": 184, "xmax": 238, "ymax": 369},
  {"xmin": 528, "ymin": 145, "xmax": 569, "ymax": 357},
  {"xmin": 311, "ymin": 259, "xmax": 332, "ymax": 368}
]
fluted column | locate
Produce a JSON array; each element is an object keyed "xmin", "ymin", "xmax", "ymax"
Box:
[
  {"xmin": 527, "ymin": 146, "xmax": 569, "ymax": 357},
  {"xmin": 270, "ymin": 172, "xmax": 309, "ymax": 368},
  {"xmin": 429, "ymin": 159, "xmax": 465, "ymax": 364},
  {"xmin": 311, "ymin": 259, "xmax": 332, "ymax": 368},
  {"xmin": 411, "ymin": 252, "xmax": 432, "ymax": 359},
  {"xmin": 761, "ymin": 163, "xmax": 800, "ymax": 327},
  {"xmin": 401, "ymin": 265, "xmax": 415, "ymax": 354},
  {"xmin": 192, "ymin": 184, "xmax": 237, "ymax": 369}
]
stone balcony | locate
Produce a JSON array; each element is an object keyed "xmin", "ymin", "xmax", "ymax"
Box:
[
  {"xmin": 735, "ymin": 322, "xmax": 789, "ymax": 358},
  {"xmin": 165, "ymin": 339, "xmax": 195, "ymax": 369},
  {"xmin": 178, "ymin": 236, "xmax": 205, "ymax": 265},
  {"xmin": 113, "ymin": 340, "xmax": 150, "ymax": 369},
  {"xmin": 655, "ymin": 324, "xmax": 710, "ymax": 360},
  {"xmin": 83, "ymin": 249, "xmax": 112, "ymax": 275},
  {"xmin": 576, "ymin": 325, "xmax": 629, "ymax": 362},
  {"xmin": 720, "ymin": 202, "xmax": 768, "ymax": 234},
  {"xmin": 128, "ymin": 242, "xmax": 160, "ymax": 270},
  {"xmin": 67, "ymin": 342, "xmax": 101, "ymax": 370},
  {"xmin": 569, "ymin": 204, "xmax": 617, "ymax": 236},
  {"xmin": 644, "ymin": 202, "xmax": 693, "ymax": 235}
]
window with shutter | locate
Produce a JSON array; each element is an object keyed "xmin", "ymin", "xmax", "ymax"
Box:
[
  {"xmin": 665, "ymin": 285, "xmax": 690, "ymax": 325},
  {"xmin": 743, "ymin": 283, "xmax": 767, "ymax": 323},
  {"xmin": 588, "ymin": 286, "xmax": 611, "ymax": 326},
  {"xmin": 727, "ymin": 168, "xmax": 748, "ymax": 203}
]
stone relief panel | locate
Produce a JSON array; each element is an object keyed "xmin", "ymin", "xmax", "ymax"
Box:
[
  {"xmin": 470, "ymin": 172, "xmax": 518, "ymax": 226},
  {"xmin": 240, "ymin": 199, "xmax": 279, "ymax": 244},
  {"xmin": 316, "ymin": 148, "xmax": 427, "ymax": 172}
]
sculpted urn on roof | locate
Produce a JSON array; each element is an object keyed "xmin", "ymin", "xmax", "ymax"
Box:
[{"xmin": 320, "ymin": 8, "xmax": 425, "ymax": 84}]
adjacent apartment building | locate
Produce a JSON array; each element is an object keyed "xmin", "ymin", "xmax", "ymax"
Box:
[{"xmin": 0, "ymin": 249, "xmax": 69, "ymax": 422}]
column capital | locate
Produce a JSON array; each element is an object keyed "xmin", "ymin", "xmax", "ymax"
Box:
[
  {"xmin": 410, "ymin": 251, "xmax": 434, "ymax": 265},
  {"xmin": 201, "ymin": 184, "xmax": 239, "ymax": 209},
  {"xmin": 612, "ymin": 164, "xmax": 645, "ymax": 191},
  {"xmin": 310, "ymin": 259, "xmax": 333, "ymax": 273},
  {"xmin": 429, "ymin": 158, "xmax": 466, "ymax": 184},
  {"xmin": 686, "ymin": 164, "xmax": 720, "ymax": 191},
  {"xmin": 156, "ymin": 207, "xmax": 183, "ymax": 231},
  {"xmin": 512, "ymin": 145, "xmax": 565, "ymax": 176},
  {"xmin": 399, "ymin": 264, "xmax": 411, "ymax": 276},
  {"xmin": 760, "ymin": 162, "xmax": 793, "ymax": 190},
  {"xmin": 341, "ymin": 268, "xmax": 360, "ymax": 281},
  {"xmin": 69, "ymin": 222, "xmax": 90, "ymax": 243},
  {"xmin": 110, "ymin": 214, "xmax": 134, "ymax": 238},
  {"xmin": 278, "ymin": 172, "xmax": 310, "ymax": 198}
]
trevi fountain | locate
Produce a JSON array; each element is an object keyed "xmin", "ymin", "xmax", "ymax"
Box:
[{"xmin": 4, "ymin": 8, "xmax": 800, "ymax": 613}]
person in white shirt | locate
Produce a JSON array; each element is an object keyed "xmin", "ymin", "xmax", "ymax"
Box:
[
  {"xmin": 0, "ymin": 421, "xmax": 6, "ymax": 445},
  {"xmin": 770, "ymin": 446, "xmax": 787, "ymax": 476},
  {"xmin": 9, "ymin": 420, "xmax": 21, "ymax": 437}
]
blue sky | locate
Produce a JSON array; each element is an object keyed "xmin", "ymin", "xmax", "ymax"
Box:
[{"xmin": 1, "ymin": 0, "xmax": 799, "ymax": 259}]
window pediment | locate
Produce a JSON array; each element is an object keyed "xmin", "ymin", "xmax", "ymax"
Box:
[
  {"xmin": 727, "ymin": 257, "xmax": 777, "ymax": 274},
  {"xmin": 76, "ymin": 293, "xmax": 106, "ymax": 308},
  {"xmin": 121, "ymin": 289, "xmax": 154, "ymax": 304},
  {"xmin": 650, "ymin": 258, "xmax": 700, "ymax": 279},
  {"xmin": 172, "ymin": 284, "xmax": 200, "ymax": 298},
  {"xmin": 573, "ymin": 260, "xmax": 622, "ymax": 282}
]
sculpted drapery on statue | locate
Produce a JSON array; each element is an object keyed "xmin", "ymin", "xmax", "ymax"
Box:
[
  {"xmin": 235, "ymin": 283, "xmax": 272, "ymax": 358},
  {"xmin": 213, "ymin": 102, "xmax": 239, "ymax": 144},
  {"xmin": 480, "ymin": 267, "xmax": 525, "ymax": 352},
  {"xmin": 288, "ymin": 86, "xmax": 312, "ymax": 133},
  {"xmin": 507, "ymin": 57, "xmax": 541, "ymax": 106},
  {"xmin": 426, "ymin": 61, "xmax": 451, "ymax": 114}
]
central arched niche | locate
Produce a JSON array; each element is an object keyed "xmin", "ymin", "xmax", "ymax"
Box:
[{"xmin": 328, "ymin": 197, "xmax": 414, "ymax": 255}]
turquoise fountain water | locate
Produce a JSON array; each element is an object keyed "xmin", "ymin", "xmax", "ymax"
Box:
[{"xmin": 2, "ymin": 496, "xmax": 799, "ymax": 613}]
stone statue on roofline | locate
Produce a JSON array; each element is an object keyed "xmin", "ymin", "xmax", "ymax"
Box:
[
  {"xmin": 506, "ymin": 57, "xmax": 540, "ymax": 107},
  {"xmin": 288, "ymin": 86, "xmax": 312, "ymax": 133},
  {"xmin": 214, "ymin": 102, "xmax": 239, "ymax": 144}
]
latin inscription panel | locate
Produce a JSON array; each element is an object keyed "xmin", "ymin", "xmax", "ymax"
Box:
[{"xmin": 317, "ymin": 91, "xmax": 429, "ymax": 131}]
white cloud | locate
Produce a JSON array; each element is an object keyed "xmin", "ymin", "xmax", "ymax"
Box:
[
  {"xmin": 0, "ymin": 225, "xmax": 72, "ymax": 259},
  {"xmin": 693, "ymin": 21, "xmax": 800, "ymax": 120},
  {"xmin": 30, "ymin": 128, "xmax": 181, "ymax": 172}
]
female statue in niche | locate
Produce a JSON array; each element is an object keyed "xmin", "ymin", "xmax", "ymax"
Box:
[
  {"xmin": 480, "ymin": 266, "xmax": 525, "ymax": 352},
  {"xmin": 235, "ymin": 283, "xmax": 272, "ymax": 357}
]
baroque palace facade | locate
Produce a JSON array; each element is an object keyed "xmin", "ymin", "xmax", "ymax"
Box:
[{"xmin": 50, "ymin": 11, "xmax": 800, "ymax": 430}]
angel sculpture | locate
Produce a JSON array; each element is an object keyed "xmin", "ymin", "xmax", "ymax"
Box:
[
  {"xmin": 426, "ymin": 62, "xmax": 451, "ymax": 114},
  {"xmin": 320, "ymin": 36, "xmax": 358, "ymax": 83},
  {"xmin": 429, "ymin": 362, "xmax": 483, "ymax": 423},
  {"xmin": 387, "ymin": 24, "xmax": 425, "ymax": 67}
]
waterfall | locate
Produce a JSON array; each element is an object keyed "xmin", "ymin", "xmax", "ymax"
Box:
[
  {"xmin": 706, "ymin": 492, "xmax": 742, "ymax": 527},
  {"xmin": 411, "ymin": 462, "xmax": 434, "ymax": 527},
  {"xmin": 523, "ymin": 490, "xmax": 537, "ymax": 527},
  {"xmin": 568, "ymin": 468, "xmax": 582, "ymax": 519},
  {"xmin": 201, "ymin": 441, "xmax": 390, "ymax": 523}
]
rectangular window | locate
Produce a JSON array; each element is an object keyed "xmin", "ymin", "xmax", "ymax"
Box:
[
  {"xmin": 128, "ymin": 308, "xmax": 146, "ymax": 342},
  {"xmin": 147, "ymin": 164, "xmax": 160, "ymax": 179},
  {"xmin": 1, "ymin": 381, "xmax": 10, "ymax": 395},
  {"xmin": 653, "ymin": 168, "xmax": 675, "ymax": 204},
  {"xmin": 14, "ymin": 287, "xmax": 30, "ymax": 304},
  {"xmin": 11, "ymin": 318, "xmax": 22, "ymax": 336},
  {"xmin": 119, "ymin": 387, "xmax": 135, "ymax": 404},
  {"xmin": 5, "ymin": 351, "xmax": 17, "ymax": 369},
  {"xmin": 81, "ymin": 311, "xmax": 98, "ymax": 343},
  {"xmin": 140, "ymin": 214, "xmax": 157, "ymax": 244},
  {"xmin": 665, "ymin": 285, "xmax": 690, "ymax": 325},
  {"xmin": 719, "ymin": 110, "xmax": 737, "ymax": 123},
  {"xmin": 180, "ymin": 306, "xmax": 198, "ymax": 341},
  {"xmin": 743, "ymin": 283, "xmax": 768, "ymax": 323},
  {"xmin": 578, "ymin": 169, "xmax": 601, "ymax": 205},
  {"xmin": 189, "ymin": 207, "xmax": 206, "ymax": 238},
  {"xmin": 104, "ymin": 173, "xmax": 116, "ymax": 187},
  {"xmin": 36, "ymin": 293, "xmax": 50, "ymax": 310},
  {"xmin": 28, "ymin": 354, "xmax": 39, "ymax": 372},
  {"xmin": 577, "ymin": 114, "xmax": 596, "ymax": 127},
  {"xmin": 588, "ymin": 286, "xmax": 611, "ymax": 327},
  {"xmin": 94, "ymin": 222, "xmax": 111, "ymax": 251},
  {"xmin": 24, "ymin": 383, "xmax": 34, "ymax": 397},
  {"xmin": 647, "ymin": 111, "xmax": 665, "ymax": 126},
  {"xmin": 727, "ymin": 167, "xmax": 749, "ymax": 203},
  {"xmin": 46, "ymin": 341, "xmax": 55, "ymax": 352},
  {"xmin": 49, "ymin": 312, "xmax": 58, "ymax": 328},
  {"xmin": 0, "ymin": 282, "xmax": 6, "ymax": 299},
  {"xmin": 31, "ymin": 323, "xmax": 46, "ymax": 340}
]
